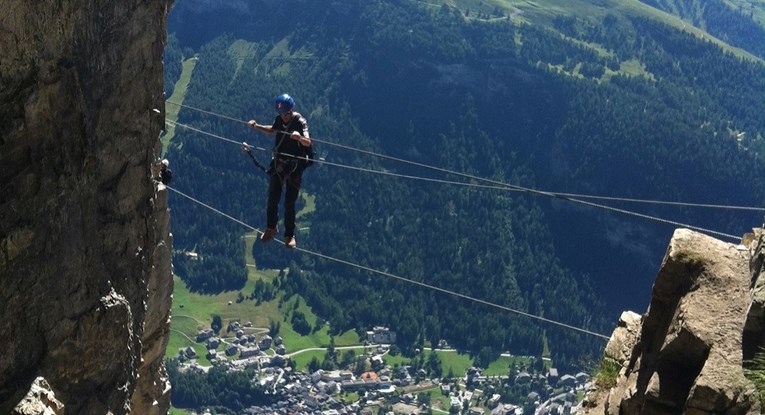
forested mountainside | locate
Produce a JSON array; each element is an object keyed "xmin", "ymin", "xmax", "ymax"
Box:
[
  {"xmin": 164, "ymin": 0, "xmax": 765, "ymax": 370},
  {"xmin": 639, "ymin": 0, "xmax": 765, "ymax": 58}
]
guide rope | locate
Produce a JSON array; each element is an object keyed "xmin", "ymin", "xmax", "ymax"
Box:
[
  {"xmin": 166, "ymin": 119, "xmax": 744, "ymax": 241},
  {"xmin": 165, "ymin": 185, "xmax": 612, "ymax": 341},
  {"xmin": 165, "ymin": 101, "xmax": 765, "ymax": 213}
]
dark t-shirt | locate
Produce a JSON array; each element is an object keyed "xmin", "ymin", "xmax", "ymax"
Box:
[
  {"xmin": 160, "ymin": 168, "xmax": 172, "ymax": 185},
  {"xmin": 271, "ymin": 112, "xmax": 310, "ymax": 162}
]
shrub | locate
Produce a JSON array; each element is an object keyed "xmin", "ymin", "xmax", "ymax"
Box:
[
  {"xmin": 594, "ymin": 358, "xmax": 620, "ymax": 388},
  {"xmin": 744, "ymin": 349, "xmax": 765, "ymax": 408}
]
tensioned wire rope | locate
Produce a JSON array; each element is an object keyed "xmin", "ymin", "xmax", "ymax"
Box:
[
  {"xmin": 164, "ymin": 184, "xmax": 611, "ymax": 341},
  {"xmin": 165, "ymin": 100, "xmax": 765, "ymax": 214},
  {"xmin": 166, "ymin": 118, "xmax": 744, "ymax": 241}
]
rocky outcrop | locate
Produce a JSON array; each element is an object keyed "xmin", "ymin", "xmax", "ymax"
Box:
[
  {"xmin": 0, "ymin": 1, "xmax": 173, "ymax": 414},
  {"xmin": 11, "ymin": 377, "xmax": 63, "ymax": 415},
  {"xmin": 130, "ymin": 185, "xmax": 174, "ymax": 415},
  {"xmin": 582, "ymin": 228, "xmax": 764, "ymax": 415}
]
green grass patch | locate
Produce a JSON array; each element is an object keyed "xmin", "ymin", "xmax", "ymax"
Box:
[
  {"xmin": 542, "ymin": 333, "xmax": 551, "ymax": 358},
  {"xmin": 422, "ymin": 386, "xmax": 452, "ymax": 412},
  {"xmin": 744, "ymin": 348, "xmax": 765, "ymax": 408},
  {"xmin": 483, "ymin": 355, "xmax": 534, "ymax": 376},
  {"xmin": 262, "ymin": 39, "xmax": 315, "ymax": 76},
  {"xmin": 290, "ymin": 345, "xmax": 369, "ymax": 371},
  {"xmin": 672, "ymin": 249, "xmax": 707, "ymax": 271},
  {"xmin": 560, "ymin": 35, "xmax": 615, "ymax": 60},
  {"xmin": 295, "ymin": 192, "xmax": 315, "ymax": 244},
  {"xmin": 483, "ymin": 357, "xmax": 510, "ymax": 377},
  {"xmin": 243, "ymin": 231, "xmax": 260, "ymax": 268},
  {"xmin": 593, "ymin": 357, "xmax": 621, "ymax": 388},
  {"xmin": 297, "ymin": 192, "xmax": 316, "ymax": 219},
  {"xmin": 382, "ymin": 353, "xmax": 411, "ymax": 368},
  {"xmin": 617, "ymin": 58, "xmax": 654, "ymax": 79},
  {"xmin": 278, "ymin": 321, "xmax": 329, "ymax": 350},
  {"xmin": 168, "ymin": 249, "xmax": 359, "ymax": 362},
  {"xmin": 276, "ymin": 295, "xmax": 360, "ymax": 350},
  {"xmin": 168, "ymin": 273, "xmax": 274, "ymax": 360},
  {"xmin": 171, "ymin": 278, "xmax": 218, "ymax": 323},
  {"xmin": 167, "ymin": 229, "xmax": 345, "ymax": 352},
  {"xmin": 290, "ymin": 350, "xmax": 327, "ymax": 371},
  {"xmin": 339, "ymin": 392, "xmax": 361, "ymax": 404},
  {"xmin": 171, "ymin": 264, "xmax": 279, "ymax": 324},
  {"xmin": 162, "ymin": 57, "xmax": 198, "ymax": 155},
  {"xmin": 334, "ymin": 331, "xmax": 361, "ymax": 346},
  {"xmin": 167, "ymin": 329, "xmax": 207, "ymax": 361},
  {"xmin": 228, "ymin": 39, "xmax": 258, "ymax": 77},
  {"xmin": 382, "ymin": 350, "xmax": 475, "ymax": 378},
  {"xmin": 169, "ymin": 407, "xmax": 193, "ymax": 415},
  {"xmin": 266, "ymin": 38, "xmax": 292, "ymax": 59},
  {"xmin": 437, "ymin": 350, "xmax": 474, "ymax": 377}
]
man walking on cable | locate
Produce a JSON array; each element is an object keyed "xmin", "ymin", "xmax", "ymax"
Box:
[{"xmin": 244, "ymin": 93, "xmax": 313, "ymax": 249}]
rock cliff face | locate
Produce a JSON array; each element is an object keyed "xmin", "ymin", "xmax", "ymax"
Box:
[
  {"xmin": 0, "ymin": 1, "xmax": 173, "ymax": 414},
  {"xmin": 582, "ymin": 228, "xmax": 765, "ymax": 415}
]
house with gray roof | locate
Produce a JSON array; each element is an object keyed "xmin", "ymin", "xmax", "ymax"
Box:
[
  {"xmin": 196, "ymin": 329, "xmax": 214, "ymax": 342},
  {"xmin": 240, "ymin": 347, "xmax": 261, "ymax": 358},
  {"xmin": 259, "ymin": 335, "xmax": 272, "ymax": 350},
  {"xmin": 183, "ymin": 347, "xmax": 197, "ymax": 359},
  {"xmin": 226, "ymin": 344, "xmax": 239, "ymax": 356},
  {"xmin": 559, "ymin": 374, "xmax": 576, "ymax": 388}
]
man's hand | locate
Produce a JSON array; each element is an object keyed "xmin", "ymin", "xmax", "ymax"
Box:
[
  {"xmin": 247, "ymin": 120, "xmax": 258, "ymax": 129},
  {"xmin": 290, "ymin": 131, "xmax": 302, "ymax": 141}
]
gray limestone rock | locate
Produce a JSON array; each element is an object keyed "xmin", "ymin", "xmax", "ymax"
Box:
[
  {"xmin": 11, "ymin": 377, "xmax": 64, "ymax": 415},
  {"xmin": 0, "ymin": 1, "xmax": 173, "ymax": 414},
  {"xmin": 582, "ymin": 228, "xmax": 764, "ymax": 415}
]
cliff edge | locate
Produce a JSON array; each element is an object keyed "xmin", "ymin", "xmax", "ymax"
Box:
[
  {"xmin": 0, "ymin": 1, "xmax": 173, "ymax": 414},
  {"xmin": 582, "ymin": 227, "xmax": 765, "ymax": 414}
]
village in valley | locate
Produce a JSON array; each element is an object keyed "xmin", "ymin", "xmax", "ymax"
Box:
[{"xmin": 173, "ymin": 323, "xmax": 592, "ymax": 415}]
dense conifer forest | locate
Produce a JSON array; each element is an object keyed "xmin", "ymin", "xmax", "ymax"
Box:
[
  {"xmin": 639, "ymin": 0, "xmax": 765, "ymax": 58},
  {"xmin": 164, "ymin": 0, "xmax": 765, "ymax": 370}
]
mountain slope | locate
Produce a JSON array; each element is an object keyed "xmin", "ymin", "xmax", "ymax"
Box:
[
  {"xmin": 425, "ymin": 0, "xmax": 765, "ymax": 60},
  {"xmin": 636, "ymin": 0, "xmax": 765, "ymax": 57},
  {"xmin": 164, "ymin": 0, "xmax": 765, "ymax": 370}
]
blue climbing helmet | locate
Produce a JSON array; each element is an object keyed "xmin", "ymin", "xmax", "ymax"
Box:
[{"xmin": 274, "ymin": 93, "xmax": 295, "ymax": 115}]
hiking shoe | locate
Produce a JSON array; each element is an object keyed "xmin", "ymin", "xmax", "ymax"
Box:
[
  {"xmin": 285, "ymin": 236, "xmax": 297, "ymax": 249},
  {"xmin": 261, "ymin": 228, "xmax": 277, "ymax": 242}
]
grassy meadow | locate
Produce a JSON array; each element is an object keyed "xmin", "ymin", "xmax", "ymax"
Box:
[{"xmin": 162, "ymin": 57, "xmax": 198, "ymax": 154}]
